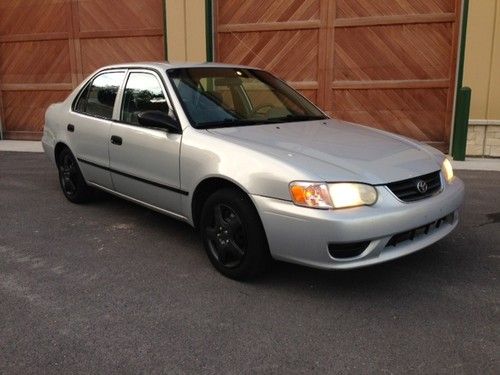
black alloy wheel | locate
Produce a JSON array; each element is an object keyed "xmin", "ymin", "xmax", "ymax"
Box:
[
  {"xmin": 205, "ymin": 203, "xmax": 247, "ymax": 268},
  {"xmin": 57, "ymin": 147, "xmax": 92, "ymax": 203},
  {"xmin": 59, "ymin": 151, "xmax": 78, "ymax": 197},
  {"xmin": 200, "ymin": 188, "xmax": 271, "ymax": 280}
]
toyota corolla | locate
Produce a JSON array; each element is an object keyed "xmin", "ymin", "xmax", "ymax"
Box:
[{"xmin": 42, "ymin": 62, "xmax": 465, "ymax": 279}]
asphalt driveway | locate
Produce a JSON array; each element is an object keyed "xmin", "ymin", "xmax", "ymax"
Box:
[{"xmin": 0, "ymin": 152, "xmax": 499, "ymax": 374}]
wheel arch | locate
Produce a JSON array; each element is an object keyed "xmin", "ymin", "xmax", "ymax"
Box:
[
  {"xmin": 191, "ymin": 176, "xmax": 253, "ymax": 229},
  {"xmin": 54, "ymin": 142, "xmax": 71, "ymax": 165}
]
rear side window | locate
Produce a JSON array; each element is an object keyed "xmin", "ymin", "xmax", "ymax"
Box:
[
  {"xmin": 121, "ymin": 72, "xmax": 169, "ymax": 125},
  {"xmin": 75, "ymin": 71, "xmax": 125, "ymax": 119}
]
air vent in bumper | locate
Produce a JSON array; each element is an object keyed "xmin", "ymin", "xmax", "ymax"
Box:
[
  {"xmin": 328, "ymin": 241, "xmax": 370, "ymax": 259},
  {"xmin": 386, "ymin": 213, "xmax": 455, "ymax": 247}
]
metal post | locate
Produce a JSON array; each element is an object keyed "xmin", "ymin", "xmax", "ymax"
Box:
[
  {"xmin": 452, "ymin": 87, "xmax": 472, "ymax": 161},
  {"xmin": 451, "ymin": 0, "xmax": 471, "ymax": 160},
  {"xmin": 163, "ymin": 0, "xmax": 168, "ymax": 61},
  {"xmin": 205, "ymin": 0, "xmax": 213, "ymax": 62}
]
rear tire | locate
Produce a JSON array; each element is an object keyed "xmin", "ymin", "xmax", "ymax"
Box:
[
  {"xmin": 57, "ymin": 147, "xmax": 92, "ymax": 203},
  {"xmin": 200, "ymin": 188, "xmax": 271, "ymax": 280}
]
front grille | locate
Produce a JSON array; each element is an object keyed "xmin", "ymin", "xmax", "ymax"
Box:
[
  {"xmin": 385, "ymin": 213, "xmax": 454, "ymax": 247},
  {"xmin": 387, "ymin": 171, "xmax": 441, "ymax": 202}
]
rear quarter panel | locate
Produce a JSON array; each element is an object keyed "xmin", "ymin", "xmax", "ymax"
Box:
[
  {"xmin": 42, "ymin": 73, "xmax": 93, "ymax": 164},
  {"xmin": 42, "ymin": 102, "xmax": 68, "ymax": 165}
]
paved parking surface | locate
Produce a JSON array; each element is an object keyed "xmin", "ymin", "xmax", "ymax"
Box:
[{"xmin": 0, "ymin": 152, "xmax": 499, "ymax": 374}]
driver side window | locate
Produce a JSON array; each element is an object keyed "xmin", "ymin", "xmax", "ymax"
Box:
[{"xmin": 121, "ymin": 72, "xmax": 171, "ymax": 126}]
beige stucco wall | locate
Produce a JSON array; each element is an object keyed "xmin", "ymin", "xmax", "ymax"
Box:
[
  {"xmin": 166, "ymin": 0, "xmax": 207, "ymax": 62},
  {"xmin": 488, "ymin": 1, "xmax": 500, "ymax": 120},
  {"xmin": 463, "ymin": 0, "xmax": 500, "ymax": 121},
  {"xmin": 463, "ymin": 0, "xmax": 500, "ymax": 156}
]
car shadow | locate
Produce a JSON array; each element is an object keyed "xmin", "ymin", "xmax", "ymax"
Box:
[
  {"xmin": 90, "ymin": 188, "xmax": 196, "ymax": 234},
  {"xmin": 85, "ymin": 188, "xmax": 464, "ymax": 298}
]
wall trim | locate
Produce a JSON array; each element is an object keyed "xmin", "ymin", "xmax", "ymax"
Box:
[
  {"xmin": 0, "ymin": 83, "xmax": 73, "ymax": 91},
  {"xmin": 334, "ymin": 13, "xmax": 455, "ymax": 28},
  {"xmin": 469, "ymin": 119, "xmax": 500, "ymax": 126},
  {"xmin": 332, "ymin": 79, "xmax": 449, "ymax": 90},
  {"xmin": 218, "ymin": 20, "xmax": 321, "ymax": 33}
]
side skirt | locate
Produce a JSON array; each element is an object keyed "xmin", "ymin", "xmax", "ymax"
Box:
[{"xmin": 87, "ymin": 181, "xmax": 192, "ymax": 225}]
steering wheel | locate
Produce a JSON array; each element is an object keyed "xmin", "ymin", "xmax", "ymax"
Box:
[{"xmin": 250, "ymin": 103, "xmax": 276, "ymax": 116}]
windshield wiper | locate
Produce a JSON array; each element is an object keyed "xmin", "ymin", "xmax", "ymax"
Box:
[
  {"xmin": 198, "ymin": 118, "xmax": 272, "ymax": 129},
  {"xmin": 198, "ymin": 114, "xmax": 327, "ymax": 129},
  {"xmin": 268, "ymin": 114, "xmax": 328, "ymax": 123}
]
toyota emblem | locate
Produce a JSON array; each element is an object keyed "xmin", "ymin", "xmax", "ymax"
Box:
[{"xmin": 416, "ymin": 180, "xmax": 428, "ymax": 193}]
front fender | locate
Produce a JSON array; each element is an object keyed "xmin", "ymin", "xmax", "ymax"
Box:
[{"xmin": 179, "ymin": 127, "xmax": 322, "ymax": 222}]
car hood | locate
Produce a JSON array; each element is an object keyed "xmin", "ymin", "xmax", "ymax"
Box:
[{"xmin": 207, "ymin": 119, "xmax": 444, "ymax": 184}]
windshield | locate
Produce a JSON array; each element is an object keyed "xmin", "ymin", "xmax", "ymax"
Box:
[{"xmin": 167, "ymin": 67, "xmax": 327, "ymax": 129}]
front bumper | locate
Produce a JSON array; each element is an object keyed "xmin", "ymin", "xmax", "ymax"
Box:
[{"xmin": 252, "ymin": 177, "xmax": 465, "ymax": 270}]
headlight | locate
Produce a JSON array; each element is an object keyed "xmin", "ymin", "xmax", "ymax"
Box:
[
  {"xmin": 289, "ymin": 182, "xmax": 377, "ymax": 209},
  {"xmin": 289, "ymin": 182, "xmax": 333, "ymax": 209},
  {"xmin": 441, "ymin": 159, "xmax": 454, "ymax": 183},
  {"xmin": 329, "ymin": 183, "xmax": 378, "ymax": 208}
]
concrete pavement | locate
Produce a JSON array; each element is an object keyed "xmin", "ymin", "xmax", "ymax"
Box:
[{"xmin": 0, "ymin": 151, "xmax": 498, "ymax": 374}]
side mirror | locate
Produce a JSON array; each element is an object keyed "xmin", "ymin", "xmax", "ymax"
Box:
[{"xmin": 137, "ymin": 110, "xmax": 180, "ymax": 133}]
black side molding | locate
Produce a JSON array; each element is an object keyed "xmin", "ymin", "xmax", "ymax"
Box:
[{"xmin": 76, "ymin": 157, "xmax": 188, "ymax": 196}]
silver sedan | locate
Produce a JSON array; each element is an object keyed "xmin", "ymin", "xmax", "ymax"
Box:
[{"xmin": 42, "ymin": 62, "xmax": 465, "ymax": 279}]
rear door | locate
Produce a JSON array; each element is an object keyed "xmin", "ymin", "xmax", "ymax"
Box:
[
  {"xmin": 70, "ymin": 70, "xmax": 126, "ymax": 189},
  {"xmin": 108, "ymin": 69, "xmax": 183, "ymax": 214}
]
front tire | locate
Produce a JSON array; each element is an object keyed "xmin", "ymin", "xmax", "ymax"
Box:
[
  {"xmin": 200, "ymin": 188, "xmax": 271, "ymax": 280},
  {"xmin": 57, "ymin": 147, "xmax": 92, "ymax": 203}
]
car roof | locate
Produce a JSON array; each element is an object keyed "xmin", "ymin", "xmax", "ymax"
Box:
[{"xmin": 96, "ymin": 61, "xmax": 260, "ymax": 72}]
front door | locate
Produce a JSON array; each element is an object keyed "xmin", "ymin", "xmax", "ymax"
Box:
[{"xmin": 108, "ymin": 70, "xmax": 183, "ymax": 214}]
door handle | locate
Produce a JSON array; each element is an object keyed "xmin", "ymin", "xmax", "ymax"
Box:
[
  {"xmin": 110, "ymin": 135, "xmax": 122, "ymax": 145},
  {"xmin": 67, "ymin": 124, "xmax": 75, "ymax": 132}
]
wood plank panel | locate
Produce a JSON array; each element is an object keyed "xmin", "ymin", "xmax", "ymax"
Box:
[
  {"xmin": 216, "ymin": 0, "xmax": 324, "ymax": 107},
  {"xmin": 80, "ymin": 36, "xmax": 165, "ymax": 75},
  {"xmin": 332, "ymin": 88, "xmax": 448, "ymax": 141},
  {"xmin": 0, "ymin": 0, "xmax": 70, "ymax": 35},
  {"xmin": 217, "ymin": 30, "xmax": 319, "ymax": 82},
  {"xmin": 77, "ymin": 0, "xmax": 164, "ymax": 32},
  {"xmin": 2, "ymin": 90, "xmax": 70, "ymax": 137},
  {"xmin": 336, "ymin": 0, "xmax": 454, "ymax": 18},
  {"xmin": 215, "ymin": 0, "xmax": 461, "ymax": 148},
  {"xmin": 218, "ymin": 0, "xmax": 320, "ymax": 24},
  {"xmin": 0, "ymin": 40, "xmax": 72, "ymax": 84},
  {"xmin": 0, "ymin": 0, "xmax": 165, "ymax": 140},
  {"xmin": 333, "ymin": 23, "xmax": 453, "ymax": 81}
]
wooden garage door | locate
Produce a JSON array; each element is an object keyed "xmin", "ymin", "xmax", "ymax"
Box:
[
  {"xmin": 215, "ymin": 0, "xmax": 461, "ymax": 149},
  {"xmin": 0, "ymin": 0, "xmax": 165, "ymax": 140}
]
